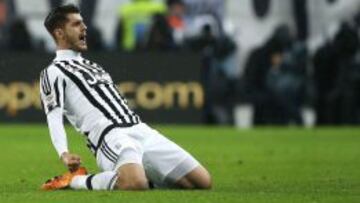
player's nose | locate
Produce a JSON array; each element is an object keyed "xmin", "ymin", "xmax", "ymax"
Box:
[{"xmin": 81, "ymin": 22, "xmax": 87, "ymax": 31}]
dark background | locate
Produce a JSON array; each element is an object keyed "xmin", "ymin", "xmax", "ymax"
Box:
[{"xmin": 0, "ymin": 52, "xmax": 203, "ymax": 123}]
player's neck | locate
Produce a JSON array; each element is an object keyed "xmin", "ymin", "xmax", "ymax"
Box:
[
  {"xmin": 56, "ymin": 47, "xmax": 79, "ymax": 53},
  {"xmin": 55, "ymin": 49, "xmax": 82, "ymax": 60},
  {"xmin": 56, "ymin": 42, "xmax": 83, "ymax": 54}
]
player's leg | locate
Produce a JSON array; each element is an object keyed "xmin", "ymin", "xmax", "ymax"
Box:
[
  {"xmin": 70, "ymin": 159, "xmax": 211, "ymax": 190},
  {"xmin": 73, "ymin": 129, "xmax": 149, "ymax": 190},
  {"xmin": 70, "ymin": 163, "xmax": 148, "ymax": 190},
  {"xmin": 98, "ymin": 129, "xmax": 149, "ymax": 190},
  {"xmin": 175, "ymin": 165, "xmax": 211, "ymax": 189},
  {"xmin": 113, "ymin": 163, "xmax": 148, "ymax": 190},
  {"xmin": 70, "ymin": 170, "xmax": 118, "ymax": 190},
  {"xmin": 138, "ymin": 123, "xmax": 212, "ymax": 189}
]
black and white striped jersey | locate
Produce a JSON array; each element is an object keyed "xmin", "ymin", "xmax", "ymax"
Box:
[{"xmin": 40, "ymin": 50, "xmax": 140, "ymax": 155}]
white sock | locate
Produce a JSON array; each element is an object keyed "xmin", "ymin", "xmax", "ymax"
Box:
[{"xmin": 70, "ymin": 171, "xmax": 118, "ymax": 190}]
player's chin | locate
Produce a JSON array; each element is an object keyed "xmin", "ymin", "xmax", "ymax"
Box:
[{"xmin": 75, "ymin": 44, "xmax": 88, "ymax": 52}]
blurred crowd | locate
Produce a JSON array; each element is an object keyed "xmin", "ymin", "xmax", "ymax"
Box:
[
  {"xmin": 0, "ymin": 0, "xmax": 227, "ymax": 52},
  {"xmin": 1, "ymin": 0, "xmax": 360, "ymax": 126}
]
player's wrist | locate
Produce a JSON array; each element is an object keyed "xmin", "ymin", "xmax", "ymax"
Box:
[{"xmin": 60, "ymin": 151, "xmax": 69, "ymax": 160}]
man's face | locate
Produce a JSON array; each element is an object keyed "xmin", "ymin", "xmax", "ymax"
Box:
[{"xmin": 59, "ymin": 13, "xmax": 87, "ymax": 52}]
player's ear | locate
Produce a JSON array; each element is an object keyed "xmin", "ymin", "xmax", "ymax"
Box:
[{"xmin": 54, "ymin": 28, "xmax": 64, "ymax": 40}]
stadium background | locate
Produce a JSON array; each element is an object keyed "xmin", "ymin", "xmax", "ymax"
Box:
[
  {"xmin": 0, "ymin": 1, "xmax": 360, "ymax": 202},
  {"xmin": 1, "ymin": 0, "xmax": 360, "ymax": 126}
]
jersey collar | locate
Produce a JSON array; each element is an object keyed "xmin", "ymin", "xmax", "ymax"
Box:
[{"xmin": 55, "ymin": 49, "xmax": 83, "ymax": 61}]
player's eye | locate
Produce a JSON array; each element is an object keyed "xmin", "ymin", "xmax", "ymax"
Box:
[{"xmin": 72, "ymin": 21, "xmax": 81, "ymax": 27}]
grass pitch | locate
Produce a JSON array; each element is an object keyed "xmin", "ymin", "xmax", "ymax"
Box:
[{"xmin": 0, "ymin": 124, "xmax": 359, "ymax": 203}]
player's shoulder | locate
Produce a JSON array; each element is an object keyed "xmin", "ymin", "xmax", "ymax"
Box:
[{"xmin": 40, "ymin": 62, "xmax": 63, "ymax": 79}]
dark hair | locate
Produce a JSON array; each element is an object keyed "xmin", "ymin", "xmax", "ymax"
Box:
[{"xmin": 44, "ymin": 4, "xmax": 80, "ymax": 36}]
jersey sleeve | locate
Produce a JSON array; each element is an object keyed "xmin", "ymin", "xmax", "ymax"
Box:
[
  {"xmin": 40, "ymin": 66, "xmax": 68, "ymax": 157},
  {"xmin": 40, "ymin": 67, "xmax": 66, "ymax": 114},
  {"xmin": 46, "ymin": 108, "xmax": 69, "ymax": 157}
]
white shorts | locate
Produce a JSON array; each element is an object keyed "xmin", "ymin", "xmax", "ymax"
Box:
[{"xmin": 95, "ymin": 123, "xmax": 200, "ymax": 187}]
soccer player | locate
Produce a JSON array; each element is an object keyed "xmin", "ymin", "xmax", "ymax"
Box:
[{"xmin": 40, "ymin": 4, "xmax": 211, "ymax": 190}]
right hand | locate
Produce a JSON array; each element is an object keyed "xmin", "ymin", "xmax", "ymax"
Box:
[{"xmin": 60, "ymin": 152, "xmax": 82, "ymax": 172}]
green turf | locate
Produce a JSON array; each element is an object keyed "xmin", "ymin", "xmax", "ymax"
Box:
[{"xmin": 0, "ymin": 124, "xmax": 359, "ymax": 203}]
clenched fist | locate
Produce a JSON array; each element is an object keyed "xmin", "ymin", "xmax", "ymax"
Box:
[{"xmin": 60, "ymin": 152, "xmax": 82, "ymax": 172}]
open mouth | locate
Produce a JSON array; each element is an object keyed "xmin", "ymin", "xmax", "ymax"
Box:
[{"xmin": 79, "ymin": 34, "xmax": 86, "ymax": 43}]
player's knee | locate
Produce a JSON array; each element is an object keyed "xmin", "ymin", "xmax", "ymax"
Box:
[
  {"xmin": 121, "ymin": 178, "xmax": 149, "ymax": 190},
  {"xmin": 180, "ymin": 166, "xmax": 212, "ymax": 190},
  {"xmin": 115, "ymin": 176, "xmax": 149, "ymax": 190},
  {"xmin": 197, "ymin": 172, "xmax": 212, "ymax": 189},
  {"xmin": 190, "ymin": 171, "xmax": 212, "ymax": 190},
  {"xmin": 114, "ymin": 163, "xmax": 149, "ymax": 190}
]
